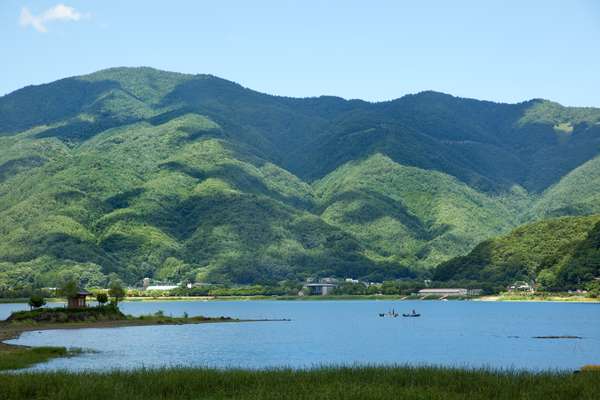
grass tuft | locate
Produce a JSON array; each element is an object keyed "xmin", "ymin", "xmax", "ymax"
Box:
[{"xmin": 0, "ymin": 346, "xmax": 68, "ymax": 371}]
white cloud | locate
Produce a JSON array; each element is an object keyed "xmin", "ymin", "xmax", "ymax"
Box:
[{"xmin": 19, "ymin": 4, "xmax": 89, "ymax": 33}]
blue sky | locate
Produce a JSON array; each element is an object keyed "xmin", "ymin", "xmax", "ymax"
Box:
[{"xmin": 2, "ymin": 1, "xmax": 599, "ymax": 106}]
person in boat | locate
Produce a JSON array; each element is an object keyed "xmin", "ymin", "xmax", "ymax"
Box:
[{"xmin": 412, "ymin": 309, "xmax": 416, "ymax": 315}]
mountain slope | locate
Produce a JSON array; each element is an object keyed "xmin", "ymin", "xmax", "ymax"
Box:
[
  {"xmin": 433, "ymin": 215, "xmax": 600, "ymax": 290},
  {"xmin": 0, "ymin": 114, "xmax": 384, "ymax": 286},
  {"xmin": 530, "ymin": 154, "xmax": 600, "ymax": 218},
  {"xmin": 1, "ymin": 67, "xmax": 600, "ymax": 288},
  {"xmin": 4, "ymin": 68, "xmax": 600, "ymax": 193},
  {"xmin": 314, "ymin": 154, "xmax": 526, "ymax": 268}
]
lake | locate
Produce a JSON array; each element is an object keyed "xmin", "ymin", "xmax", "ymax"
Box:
[{"xmin": 3, "ymin": 300, "xmax": 600, "ymax": 371}]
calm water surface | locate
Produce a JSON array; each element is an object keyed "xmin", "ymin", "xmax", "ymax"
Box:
[{"xmin": 3, "ymin": 300, "xmax": 599, "ymax": 371}]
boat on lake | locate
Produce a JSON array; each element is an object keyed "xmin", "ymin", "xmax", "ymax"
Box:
[
  {"xmin": 379, "ymin": 309, "xmax": 399, "ymax": 317},
  {"xmin": 403, "ymin": 310, "xmax": 420, "ymax": 317}
]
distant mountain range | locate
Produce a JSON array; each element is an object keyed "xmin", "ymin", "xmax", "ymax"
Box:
[{"xmin": 1, "ymin": 67, "xmax": 599, "ymax": 289}]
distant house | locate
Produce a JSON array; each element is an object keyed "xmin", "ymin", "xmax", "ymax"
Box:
[
  {"xmin": 418, "ymin": 288, "xmax": 481, "ymax": 297},
  {"xmin": 508, "ymin": 281, "xmax": 534, "ymax": 293},
  {"xmin": 303, "ymin": 283, "xmax": 337, "ymax": 296},
  {"xmin": 419, "ymin": 288, "xmax": 468, "ymax": 297},
  {"xmin": 320, "ymin": 277, "xmax": 338, "ymax": 284},
  {"xmin": 67, "ymin": 289, "xmax": 92, "ymax": 309}
]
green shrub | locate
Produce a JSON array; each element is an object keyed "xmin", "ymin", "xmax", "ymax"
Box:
[
  {"xmin": 96, "ymin": 293, "xmax": 108, "ymax": 305},
  {"xmin": 28, "ymin": 294, "xmax": 46, "ymax": 309}
]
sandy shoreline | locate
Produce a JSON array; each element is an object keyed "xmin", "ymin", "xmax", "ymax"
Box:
[{"xmin": 474, "ymin": 295, "xmax": 600, "ymax": 303}]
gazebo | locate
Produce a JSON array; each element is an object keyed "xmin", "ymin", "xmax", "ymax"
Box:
[{"xmin": 67, "ymin": 289, "xmax": 93, "ymax": 309}]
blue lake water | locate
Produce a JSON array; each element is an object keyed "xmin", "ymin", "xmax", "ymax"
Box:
[{"xmin": 2, "ymin": 300, "xmax": 600, "ymax": 371}]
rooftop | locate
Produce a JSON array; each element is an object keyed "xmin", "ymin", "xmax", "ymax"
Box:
[{"xmin": 305, "ymin": 283, "xmax": 337, "ymax": 287}]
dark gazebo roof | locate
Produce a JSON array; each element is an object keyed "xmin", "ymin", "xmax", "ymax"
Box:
[{"xmin": 74, "ymin": 289, "xmax": 92, "ymax": 297}]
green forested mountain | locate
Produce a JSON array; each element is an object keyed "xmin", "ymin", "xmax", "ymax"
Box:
[
  {"xmin": 433, "ymin": 215, "xmax": 600, "ymax": 290},
  {"xmin": 529, "ymin": 155, "xmax": 600, "ymax": 219},
  {"xmin": 314, "ymin": 154, "xmax": 524, "ymax": 269},
  {"xmin": 1, "ymin": 67, "xmax": 599, "ymax": 288}
]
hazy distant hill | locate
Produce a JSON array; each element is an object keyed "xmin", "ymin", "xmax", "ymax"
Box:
[{"xmin": 1, "ymin": 67, "xmax": 599, "ymax": 288}]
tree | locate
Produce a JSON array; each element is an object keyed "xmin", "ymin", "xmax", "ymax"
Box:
[
  {"xmin": 108, "ymin": 280, "xmax": 126, "ymax": 305},
  {"xmin": 28, "ymin": 294, "xmax": 46, "ymax": 310},
  {"xmin": 59, "ymin": 279, "xmax": 79, "ymax": 299},
  {"xmin": 96, "ymin": 292, "xmax": 108, "ymax": 305},
  {"xmin": 537, "ymin": 270, "xmax": 557, "ymax": 291},
  {"xmin": 333, "ymin": 282, "xmax": 367, "ymax": 295},
  {"xmin": 586, "ymin": 280, "xmax": 600, "ymax": 298}
]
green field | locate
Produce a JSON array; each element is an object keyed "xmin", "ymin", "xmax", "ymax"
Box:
[{"xmin": 0, "ymin": 366, "xmax": 598, "ymax": 400}]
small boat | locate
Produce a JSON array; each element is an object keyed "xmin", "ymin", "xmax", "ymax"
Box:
[
  {"xmin": 403, "ymin": 310, "xmax": 421, "ymax": 317},
  {"xmin": 379, "ymin": 309, "xmax": 399, "ymax": 317}
]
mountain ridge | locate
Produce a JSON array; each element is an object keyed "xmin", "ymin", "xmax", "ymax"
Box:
[{"xmin": 1, "ymin": 67, "xmax": 599, "ymax": 289}]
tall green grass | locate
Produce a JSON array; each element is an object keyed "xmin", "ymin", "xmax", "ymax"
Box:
[
  {"xmin": 0, "ymin": 346, "xmax": 67, "ymax": 371},
  {"xmin": 0, "ymin": 366, "xmax": 598, "ymax": 400}
]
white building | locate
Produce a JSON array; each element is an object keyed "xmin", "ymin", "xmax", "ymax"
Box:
[
  {"xmin": 145, "ymin": 285, "xmax": 179, "ymax": 291},
  {"xmin": 419, "ymin": 288, "xmax": 467, "ymax": 296},
  {"xmin": 418, "ymin": 288, "xmax": 481, "ymax": 297}
]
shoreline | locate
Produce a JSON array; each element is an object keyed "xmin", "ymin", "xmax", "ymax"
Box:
[
  {"xmin": 0, "ymin": 316, "xmax": 289, "ymax": 370},
  {"xmin": 474, "ymin": 295, "xmax": 600, "ymax": 304},
  {"xmin": 3, "ymin": 295, "xmax": 599, "ymax": 303},
  {"xmin": 1, "ymin": 315, "xmax": 289, "ymax": 344}
]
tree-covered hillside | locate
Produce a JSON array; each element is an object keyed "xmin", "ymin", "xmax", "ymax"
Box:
[
  {"xmin": 0, "ymin": 67, "xmax": 599, "ymax": 289},
  {"xmin": 433, "ymin": 215, "xmax": 600, "ymax": 291},
  {"xmin": 314, "ymin": 154, "xmax": 525, "ymax": 269},
  {"xmin": 529, "ymin": 155, "xmax": 600, "ymax": 219}
]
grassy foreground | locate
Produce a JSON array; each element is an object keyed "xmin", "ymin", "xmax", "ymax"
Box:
[
  {"xmin": 0, "ymin": 366, "xmax": 598, "ymax": 400},
  {"xmin": 0, "ymin": 346, "xmax": 69, "ymax": 371}
]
